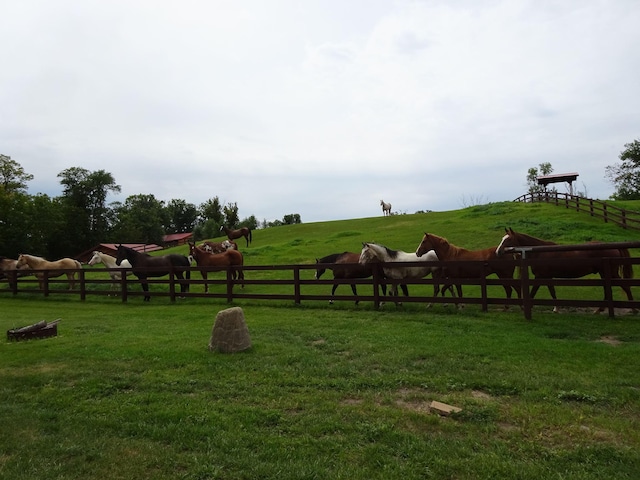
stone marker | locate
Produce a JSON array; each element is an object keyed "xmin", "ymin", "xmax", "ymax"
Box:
[{"xmin": 209, "ymin": 306, "xmax": 252, "ymax": 353}]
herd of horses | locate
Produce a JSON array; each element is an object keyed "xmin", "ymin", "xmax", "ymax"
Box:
[{"xmin": 0, "ymin": 226, "xmax": 635, "ymax": 310}]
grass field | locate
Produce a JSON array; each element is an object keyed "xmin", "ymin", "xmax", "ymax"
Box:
[{"xmin": 2, "ymin": 201, "xmax": 640, "ymax": 479}]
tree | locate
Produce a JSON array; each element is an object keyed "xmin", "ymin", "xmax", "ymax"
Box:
[
  {"xmin": 165, "ymin": 199, "xmax": 198, "ymax": 233},
  {"xmin": 282, "ymin": 213, "xmax": 302, "ymax": 225},
  {"xmin": 526, "ymin": 162, "xmax": 554, "ymax": 194},
  {"xmin": 0, "ymin": 154, "xmax": 33, "ymax": 194},
  {"xmin": 111, "ymin": 194, "xmax": 166, "ymax": 244},
  {"xmin": 223, "ymin": 202, "xmax": 240, "ymax": 228},
  {"xmin": 605, "ymin": 139, "xmax": 640, "ymax": 200},
  {"xmin": 57, "ymin": 167, "xmax": 121, "ymax": 251}
]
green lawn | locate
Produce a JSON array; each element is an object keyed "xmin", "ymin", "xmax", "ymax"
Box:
[{"xmin": 2, "ymin": 201, "xmax": 640, "ymax": 479}]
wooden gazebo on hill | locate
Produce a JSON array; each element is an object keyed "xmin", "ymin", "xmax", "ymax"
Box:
[{"xmin": 537, "ymin": 172, "xmax": 579, "ymax": 195}]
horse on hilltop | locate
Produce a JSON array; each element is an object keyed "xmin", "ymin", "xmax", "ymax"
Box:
[
  {"xmin": 221, "ymin": 225, "xmax": 252, "ymax": 247},
  {"xmin": 115, "ymin": 245, "xmax": 190, "ymax": 301},
  {"xmin": 495, "ymin": 227, "xmax": 633, "ymax": 313},
  {"xmin": 380, "ymin": 200, "xmax": 391, "ymax": 216}
]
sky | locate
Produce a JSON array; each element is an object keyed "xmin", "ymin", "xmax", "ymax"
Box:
[{"xmin": 2, "ymin": 0, "xmax": 639, "ymax": 224}]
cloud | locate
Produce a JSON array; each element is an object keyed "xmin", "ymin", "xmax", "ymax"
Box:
[{"xmin": 1, "ymin": 0, "xmax": 639, "ymax": 223}]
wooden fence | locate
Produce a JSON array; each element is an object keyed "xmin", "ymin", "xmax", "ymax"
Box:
[
  {"xmin": 513, "ymin": 192, "xmax": 640, "ymax": 231},
  {"xmin": 3, "ymin": 247, "xmax": 640, "ymax": 320}
]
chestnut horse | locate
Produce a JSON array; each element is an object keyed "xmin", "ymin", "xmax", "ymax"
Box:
[
  {"xmin": 315, "ymin": 252, "xmax": 387, "ymax": 304},
  {"xmin": 115, "ymin": 245, "xmax": 190, "ymax": 301},
  {"xmin": 221, "ymin": 225, "xmax": 252, "ymax": 247},
  {"xmin": 189, "ymin": 242, "xmax": 244, "ymax": 292},
  {"xmin": 415, "ymin": 233, "xmax": 519, "ymax": 307},
  {"xmin": 16, "ymin": 253, "xmax": 82, "ymax": 290},
  {"xmin": 496, "ymin": 227, "xmax": 633, "ymax": 313}
]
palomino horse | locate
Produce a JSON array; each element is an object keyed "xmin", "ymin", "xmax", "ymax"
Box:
[
  {"xmin": 87, "ymin": 251, "xmax": 132, "ymax": 290},
  {"xmin": 221, "ymin": 225, "xmax": 252, "ymax": 247},
  {"xmin": 201, "ymin": 240, "xmax": 238, "ymax": 253},
  {"xmin": 415, "ymin": 232, "xmax": 520, "ymax": 307},
  {"xmin": 315, "ymin": 252, "xmax": 387, "ymax": 304},
  {"xmin": 189, "ymin": 242, "xmax": 244, "ymax": 292},
  {"xmin": 115, "ymin": 245, "xmax": 190, "ymax": 301},
  {"xmin": 359, "ymin": 242, "xmax": 447, "ymax": 304},
  {"xmin": 380, "ymin": 200, "xmax": 391, "ymax": 216},
  {"xmin": 495, "ymin": 227, "xmax": 633, "ymax": 313},
  {"xmin": 16, "ymin": 254, "xmax": 82, "ymax": 290}
]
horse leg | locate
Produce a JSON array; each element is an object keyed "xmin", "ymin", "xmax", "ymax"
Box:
[
  {"xmin": 139, "ymin": 276, "xmax": 150, "ymax": 301},
  {"xmin": 330, "ymin": 282, "xmax": 339, "ymax": 304},
  {"xmin": 201, "ymin": 271, "xmax": 208, "ymax": 294}
]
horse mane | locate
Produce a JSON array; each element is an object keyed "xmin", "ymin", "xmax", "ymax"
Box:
[{"xmin": 317, "ymin": 252, "xmax": 347, "ymax": 263}]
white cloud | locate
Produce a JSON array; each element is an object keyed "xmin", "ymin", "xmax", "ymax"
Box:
[{"xmin": 1, "ymin": 0, "xmax": 639, "ymax": 223}]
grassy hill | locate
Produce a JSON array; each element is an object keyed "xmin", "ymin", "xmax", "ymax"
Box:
[{"xmin": 179, "ymin": 201, "xmax": 640, "ymax": 265}]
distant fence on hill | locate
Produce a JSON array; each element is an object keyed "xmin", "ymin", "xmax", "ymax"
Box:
[
  {"xmin": 3, "ymin": 241, "xmax": 640, "ymax": 320},
  {"xmin": 514, "ymin": 192, "xmax": 640, "ymax": 231}
]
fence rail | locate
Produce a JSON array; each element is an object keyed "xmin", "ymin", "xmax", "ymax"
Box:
[
  {"xmin": 3, "ymin": 253, "xmax": 640, "ymax": 320},
  {"xmin": 513, "ymin": 192, "xmax": 640, "ymax": 231}
]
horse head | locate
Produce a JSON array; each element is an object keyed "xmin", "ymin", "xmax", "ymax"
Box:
[{"xmin": 495, "ymin": 228, "xmax": 517, "ymax": 256}]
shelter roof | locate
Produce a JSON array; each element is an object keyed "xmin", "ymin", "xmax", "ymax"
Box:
[
  {"xmin": 163, "ymin": 233, "xmax": 193, "ymax": 244},
  {"xmin": 537, "ymin": 172, "xmax": 579, "ymax": 186}
]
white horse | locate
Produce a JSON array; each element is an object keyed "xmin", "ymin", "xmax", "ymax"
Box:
[
  {"xmin": 380, "ymin": 200, "xmax": 392, "ymax": 216},
  {"xmin": 359, "ymin": 242, "xmax": 451, "ymax": 304},
  {"xmin": 87, "ymin": 251, "xmax": 132, "ymax": 290}
]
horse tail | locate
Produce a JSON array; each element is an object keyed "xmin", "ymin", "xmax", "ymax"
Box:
[{"xmin": 620, "ymin": 248, "xmax": 633, "ymax": 279}]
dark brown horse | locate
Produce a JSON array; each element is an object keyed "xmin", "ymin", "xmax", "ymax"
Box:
[
  {"xmin": 315, "ymin": 252, "xmax": 387, "ymax": 304},
  {"xmin": 221, "ymin": 225, "xmax": 252, "ymax": 247},
  {"xmin": 495, "ymin": 227, "xmax": 633, "ymax": 313},
  {"xmin": 415, "ymin": 233, "xmax": 519, "ymax": 307},
  {"xmin": 115, "ymin": 245, "xmax": 190, "ymax": 301},
  {"xmin": 189, "ymin": 242, "xmax": 244, "ymax": 292}
]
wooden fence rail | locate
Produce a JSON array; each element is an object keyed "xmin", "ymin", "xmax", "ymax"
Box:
[
  {"xmin": 3, "ymin": 254, "xmax": 640, "ymax": 320},
  {"xmin": 513, "ymin": 192, "xmax": 640, "ymax": 231}
]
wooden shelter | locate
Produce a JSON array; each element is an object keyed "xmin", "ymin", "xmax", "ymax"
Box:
[{"xmin": 537, "ymin": 172, "xmax": 579, "ymax": 195}]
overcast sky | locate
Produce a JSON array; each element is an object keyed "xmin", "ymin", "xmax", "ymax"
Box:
[{"xmin": 2, "ymin": 0, "xmax": 639, "ymax": 223}]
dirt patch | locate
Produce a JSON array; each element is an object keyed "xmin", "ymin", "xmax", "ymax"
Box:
[{"xmin": 597, "ymin": 335, "xmax": 622, "ymax": 346}]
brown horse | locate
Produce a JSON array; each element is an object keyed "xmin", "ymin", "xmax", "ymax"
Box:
[
  {"xmin": 495, "ymin": 227, "xmax": 633, "ymax": 313},
  {"xmin": 16, "ymin": 254, "xmax": 82, "ymax": 290},
  {"xmin": 221, "ymin": 225, "xmax": 252, "ymax": 247},
  {"xmin": 415, "ymin": 233, "xmax": 519, "ymax": 307},
  {"xmin": 315, "ymin": 252, "xmax": 388, "ymax": 304},
  {"xmin": 189, "ymin": 242, "xmax": 244, "ymax": 292}
]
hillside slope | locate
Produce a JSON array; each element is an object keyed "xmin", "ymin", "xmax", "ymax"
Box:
[{"xmin": 180, "ymin": 201, "xmax": 640, "ymax": 266}]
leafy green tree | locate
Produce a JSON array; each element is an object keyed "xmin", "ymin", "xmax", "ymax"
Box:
[
  {"xmin": 223, "ymin": 202, "xmax": 240, "ymax": 228},
  {"xmin": 605, "ymin": 139, "xmax": 640, "ymax": 200},
  {"xmin": 111, "ymin": 194, "xmax": 166, "ymax": 244},
  {"xmin": 526, "ymin": 162, "xmax": 554, "ymax": 194},
  {"xmin": 57, "ymin": 167, "xmax": 121, "ymax": 251},
  {"xmin": 282, "ymin": 213, "xmax": 302, "ymax": 225},
  {"xmin": 239, "ymin": 215, "xmax": 259, "ymax": 231},
  {"xmin": 0, "ymin": 154, "xmax": 33, "ymax": 194},
  {"xmin": 165, "ymin": 199, "xmax": 198, "ymax": 233}
]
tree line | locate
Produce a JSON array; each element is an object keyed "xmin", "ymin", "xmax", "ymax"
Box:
[{"xmin": 0, "ymin": 156, "xmax": 301, "ymax": 259}]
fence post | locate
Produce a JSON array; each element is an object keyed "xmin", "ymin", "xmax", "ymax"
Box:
[
  {"xmin": 169, "ymin": 268, "xmax": 176, "ymax": 302},
  {"xmin": 622, "ymin": 210, "xmax": 627, "ymax": 229},
  {"xmin": 226, "ymin": 268, "xmax": 234, "ymax": 303},
  {"xmin": 79, "ymin": 268, "xmax": 86, "ymax": 301},
  {"xmin": 603, "ymin": 203, "xmax": 608, "ymax": 223},
  {"xmin": 520, "ymin": 257, "xmax": 532, "ymax": 320},
  {"xmin": 602, "ymin": 259, "xmax": 615, "ymax": 318},
  {"xmin": 480, "ymin": 263, "xmax": 488, "ymax": 312},
  {"xmin": 294, "ymin": 267, "xmax": 301, "ymax": 305}
]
